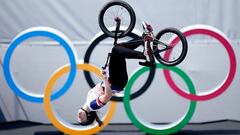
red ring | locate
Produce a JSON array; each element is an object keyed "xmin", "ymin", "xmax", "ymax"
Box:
[{"xmin": 163, "ymin": 25, "xmax": 236, "ymax": 101}]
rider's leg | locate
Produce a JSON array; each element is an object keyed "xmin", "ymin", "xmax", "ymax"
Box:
[
  {"xmin": 112, "ymin": 44, "xmax": 155, "ymax": 67},
  {"xmin": 118, "ymin": 36, "xmax": 143, "ymax": 50},
  {"xmin": 109, "ymin": 44, "xmax": 155, "ymax": 89},
  {"xmin": 116, "ymin": 36, "xmax": 155, "ymax": 66},
  {"xmin": 108, "ymin": 45, "xmax": 145, "ymax": 89},
  {"xmin": 111, "ymin": 45, "xmax": 146, "ymax": 59}
]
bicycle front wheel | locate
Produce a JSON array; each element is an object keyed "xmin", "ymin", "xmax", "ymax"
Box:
[
  {"xmin": 153, "ymin": 28, "xmax": 188, "ymax": 66},
  {"xmin": 98, "ymin": 0, "xmax": 136, "ymax": 38}
]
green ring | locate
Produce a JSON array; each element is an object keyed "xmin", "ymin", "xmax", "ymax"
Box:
[{"xmin": 123, "ymin": 64, "xmax": 197, "ymax": 135}]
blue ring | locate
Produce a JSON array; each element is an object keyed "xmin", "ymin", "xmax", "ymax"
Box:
[{"xmin": 3, "ymin": 30, "xmax": 77, "ymax": 103}]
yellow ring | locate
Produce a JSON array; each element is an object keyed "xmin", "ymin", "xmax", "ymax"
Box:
[{"xmin": 43, "ymin": 63, "xmax": 117, "ymax": 135}]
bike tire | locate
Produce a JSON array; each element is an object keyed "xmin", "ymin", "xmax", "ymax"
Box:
[
  {"xmin": 98, "ymin": 0, "xmax": 136, "ymax": 38},
  {"xmin": 153, "ymin": 28, "xmax": 188, "ymax": 66}
]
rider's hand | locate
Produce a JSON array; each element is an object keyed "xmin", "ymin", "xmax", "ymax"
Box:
[
  {"xmin": 101, "ymin": 68, "xmax": 108, "ymax": 79},
  {"xmin": 146, "ymin": 24, "xmax": 153, "ymax": 32}
]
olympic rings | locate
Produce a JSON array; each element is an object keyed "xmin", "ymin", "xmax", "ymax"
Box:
[
  {"xmin": 3, "ymin": 24, "xmax": 236, "ymax": 135},
  {"xmin": 84, "ymin": 31, "xmax": 156, "ymax": 102},
  {"xmin": 3, "ymin": 27, "xmax": 78, "ymax": 103},
  {"xmin": 124, "ymin": 63, "xmax": 197, "ymax": 135},
  {"xmin": 164, "ymin": 25, "xmax": 237, "ymax": 101},
  {"xmin": 44, "ymin": 63, "xmax": 117, "ymax": 135}
]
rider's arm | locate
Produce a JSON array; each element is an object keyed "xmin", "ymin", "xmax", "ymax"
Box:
[{"xmin": 99, "ymin": 69, "xmax": 112, "ymax": 104}]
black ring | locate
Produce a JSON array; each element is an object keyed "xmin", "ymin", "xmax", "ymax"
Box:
[{"xmin": 83, "ymin": 32, "xmax": 155, "ymax": 102}]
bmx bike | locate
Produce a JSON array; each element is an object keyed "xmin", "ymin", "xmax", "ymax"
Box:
[{"xmin": 98, "ymin": 0, "xmax": 188, "ymax": 67}]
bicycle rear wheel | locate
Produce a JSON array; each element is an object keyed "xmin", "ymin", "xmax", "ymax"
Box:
[
  {"xmin": 153, "ymin": 28, "xmax": 188, "ymax": 66},
  {"xmin": 98, "ymin": 0, "xmax": 136, "ymax": 38}
]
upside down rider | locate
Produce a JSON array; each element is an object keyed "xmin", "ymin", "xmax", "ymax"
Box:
[{"xmin": 78, "ymin": 23, "xmax": 155, "ymax": 126}]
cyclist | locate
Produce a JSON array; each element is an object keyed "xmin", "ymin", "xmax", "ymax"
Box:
[{"xmin": 78, "ymin": 23, "xmax": 155, "ymax": 127}]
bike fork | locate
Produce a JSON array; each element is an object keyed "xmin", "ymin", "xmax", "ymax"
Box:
[{"xmin": 102, "ymin": 17, "xmax": 121, "ymax": 69}]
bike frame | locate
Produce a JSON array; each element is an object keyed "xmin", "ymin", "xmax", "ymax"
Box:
[{"xmin": 102, "ymin": 20, "xmax": 173, "ymax": 69}]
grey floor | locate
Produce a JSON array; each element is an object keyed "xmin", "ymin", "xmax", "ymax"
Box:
[{"xmin": 0, "ymin": 120, "xmax": 240, "ymax": 135}]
